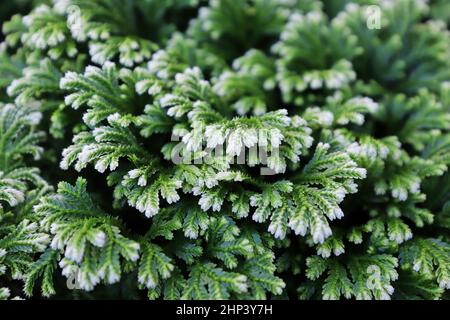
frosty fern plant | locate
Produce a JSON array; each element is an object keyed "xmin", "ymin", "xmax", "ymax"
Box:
[
  {"xmin": 0, "ymin": 0, "xmax": 449, "ymax": 300},
  {"xmin": 0, "ymin": 102, "xmax": 51, "ymax": 299}
]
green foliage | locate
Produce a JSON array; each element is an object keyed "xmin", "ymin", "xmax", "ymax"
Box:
[
  {"xmin": 399, "ymin": 238, "xmax": 450, "ymax": 290},
  {"xmin": 32, "ymin": 178, "xmax": 140, "ymax": 292},
  {"xmin": 0, "ymin": 102, "xmax": 50, "ymax": 299},
  {"xmin": 0, "ymin": 0, "xmax": 449, "ymax": 300},
  {"xmin": 303, "ymin": 254, "xmax": 398, "ymax": 299}
]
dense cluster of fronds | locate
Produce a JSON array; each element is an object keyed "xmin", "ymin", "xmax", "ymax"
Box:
[{"xmin": 0, "ymin": 0, "xmax": 449, "ymax": 300}]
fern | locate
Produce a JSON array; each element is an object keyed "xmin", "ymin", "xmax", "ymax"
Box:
[
  {"xmin": 0, "ymin": 102, "xmax": 50, "ymax": 299},
  {"xmin": 0, "ymin": 0, "xmax": 449, "ymax": 300}
]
